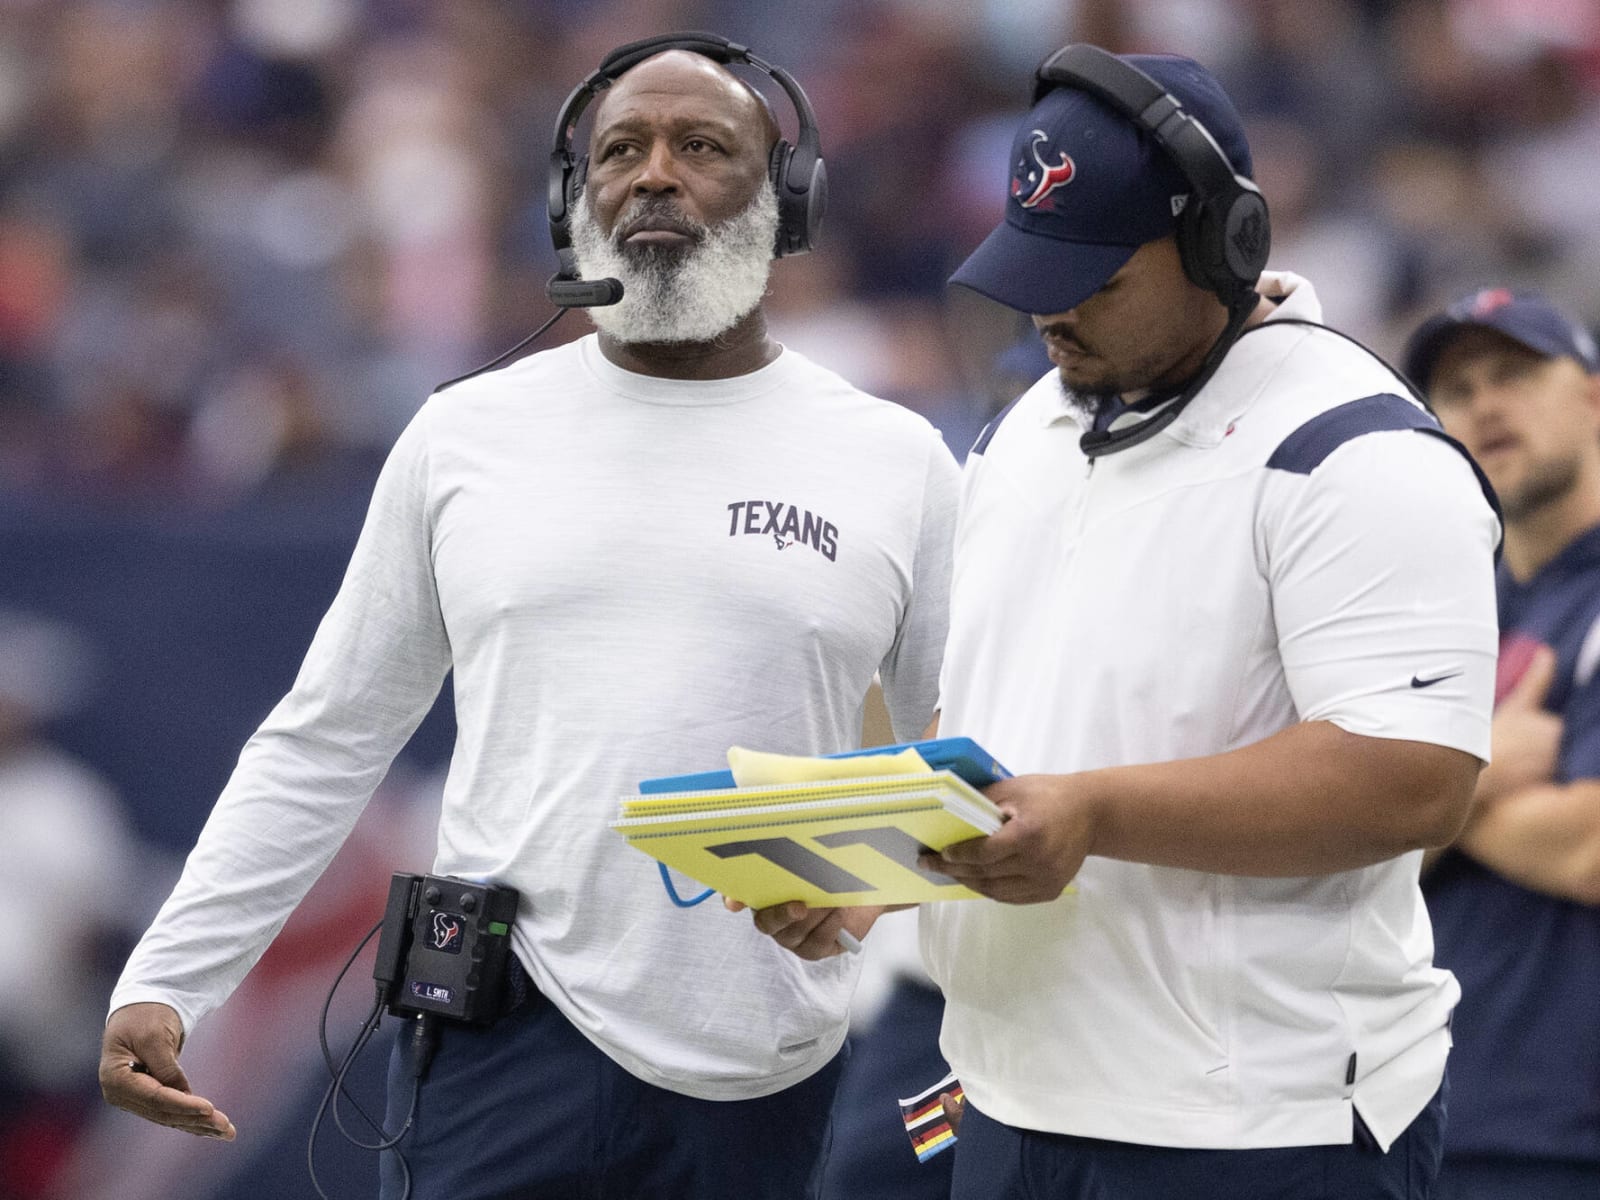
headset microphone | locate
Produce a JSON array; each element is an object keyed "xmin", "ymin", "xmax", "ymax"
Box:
[
  {"xmin": 546, "ymin": 278, "xmax": 623, "ymax": 307},
  {"xmin": 545, "ymin": 249, "xmax": 623, "ymax": 308}
]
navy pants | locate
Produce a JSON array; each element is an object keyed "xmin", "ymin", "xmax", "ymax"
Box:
[
  {"xmin": 822, "ymin": 977, "xmax": 955, "ymax": 1200},
  {"xmin": 951, "ymin": 1081, "xmax": 1447, "ymax": 1200},
  {"xmin": 379, "ymin": 976, "xmax": 847, "ymax": 1200},
  {"xmin": 1434, "ymin": 1155, "xmax": 1600, "ymax": 1199}
]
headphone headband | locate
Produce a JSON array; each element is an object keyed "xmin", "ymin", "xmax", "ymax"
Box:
[
  {"xmin": 1033, "ymin": 44, "xmax": 1269, "ymax": 308},
  {"xmin": 547, "ymin": 31, "xmax": 826, "ymax": 259}
]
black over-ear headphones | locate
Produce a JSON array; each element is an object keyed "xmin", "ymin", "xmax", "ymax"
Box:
[
  {"xmin": 547, "ymin": 30, "xmax": 828, "ymax": 276},
  {"xmin": 1034, "ymin": 44, "xmax": 1270, "ymax": 310}
]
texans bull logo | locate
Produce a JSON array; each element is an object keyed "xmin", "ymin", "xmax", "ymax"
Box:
[
  {"xmin": 431, "ymin": 911, "xmax": 462, "ymax": 952},
  {"xmin": 1012, "ymin": 130, "xmax": 1076, "ymax": 211}
]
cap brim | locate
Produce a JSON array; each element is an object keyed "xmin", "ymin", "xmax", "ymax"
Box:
[
  {"xmin": 1400, "ymin": 314, "xmax": 1464, "ymax": 391},
  {"xmin": 1402, "ymin": 312, "xmax": 1579, "ymax": 390},
  {"xmin": 949, "ymin": 218, "xmax": 1140, "ymax": 315}
]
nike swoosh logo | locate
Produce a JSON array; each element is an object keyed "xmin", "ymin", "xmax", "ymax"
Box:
[{"xmin": 1410, "ymin": 672, "xmax": 1462, "ymax": 689}]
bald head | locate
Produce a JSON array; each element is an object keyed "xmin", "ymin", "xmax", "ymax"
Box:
[{"xmin": 589, "ymin": 50, "xmax": 780, "ymax": 158}]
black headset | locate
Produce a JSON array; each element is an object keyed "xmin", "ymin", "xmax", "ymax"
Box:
[
  {"xmin": 1034, "ymin": 44, "xmax": 1270, "ymax": 311},
  {"xmin": 547, "ymin": 31, "xmax": 828, "ymax": 274}
]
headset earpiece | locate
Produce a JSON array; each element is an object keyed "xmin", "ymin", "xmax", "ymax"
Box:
[
  {"xmin": 1172, "ymin": 185, "xmax": 1264, "ymax": 307},
  {"xmin": 787, "ymin": 154, "xmax": 827, "ymax": 258},
  {"xmin": 766, "ymin": 137, "xmax": 829, "ymax": 258},
  {"xmin": 768, "ymin": 137, "xmax": 790, "ymax": 185},
  {"xmin": 1174, "ymin": 196, "xmax": 1211, "ymax": 295},
  {"xmin": 569, "ymin": 155, "xmax": 589, "ymax": 214},
  {"xmin": 767, "ymin": 137, "xmax": 795, "ymax": 256},
  {"xmin": 1220, "ymin": 188, "xmax": 1270, "ymax": 287}
]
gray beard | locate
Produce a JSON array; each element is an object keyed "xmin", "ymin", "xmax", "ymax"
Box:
[{"xmin": 569, "ymin": 181, "xmax": 779, "ymax": 344}]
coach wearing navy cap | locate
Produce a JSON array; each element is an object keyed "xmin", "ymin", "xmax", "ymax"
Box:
[
  {"xmin": 755, "ymin": 44, "xmax": 1501, "ymax": 1200},
  {"xmin": 950, "ymin": 53, "xmax": 1260, "ymax": 319},
  {"xmin": 1405, "ymin": 289, "xmax": 1600, "ymax": 1200}
]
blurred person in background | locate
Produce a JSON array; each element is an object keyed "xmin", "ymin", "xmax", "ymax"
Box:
[
  {"xmin": 4, "ymin": 0, "xmax": 1599, "ymax": 502},
  {"xmin": 0, "ymin": 612, "xmax": 142, "ymax": 1200},
  {"xmin": 1404, "ymin": 289, "xmax": 1600, "ymax": 1200},
  {"xmin": 756, "ymin": 43, "xmax": 1499, "ymax": 1200},
  {"xmin": 96, "ymin": 35, "xmax": 957, "ymax": 1200}
]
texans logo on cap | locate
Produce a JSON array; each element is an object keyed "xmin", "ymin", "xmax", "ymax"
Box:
[
  {"xmin": 1012, "ymin": 130, "xmax": 1076, "ymax": 211},
  {"xmin": 1466, "ymin": 287, "xmax": 1514, "ymax": 318}
]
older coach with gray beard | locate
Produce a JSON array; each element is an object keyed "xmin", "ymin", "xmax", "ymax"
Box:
[{"xmin": 98, "ymin": 37, "xmax": 959, "ymax": 1200}]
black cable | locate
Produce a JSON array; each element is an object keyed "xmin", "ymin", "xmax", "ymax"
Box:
[
  {"xmin": 317, "ymin": 919, "xmax": 390, "ymax": 1135},
  {"xmin": 309, "ymin": 994, "xmax": 416, "ymax": 1200},
  {"xmin": 1078, "ymin": 290, "xmax": 1258, "ymax": 458},
  {"xmin": 307, "ymin": 918, "xmax": 420, "ymax": 1200},
  {"xmin": 433, "ymin": 308, "xmax": 571, "ymax": 394},
  {"xmin": 330, "ymin": 1007, "xmax": 421, "ymax": 1150}
]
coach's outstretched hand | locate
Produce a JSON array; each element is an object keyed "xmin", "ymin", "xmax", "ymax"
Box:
[
  {"xmin": 920, "ymin": 774, "xmax": 1094, "ymax": 904},
  {"xmin": 99, "ymin": 1002, "xmax": 236, "ymax": 1140}
]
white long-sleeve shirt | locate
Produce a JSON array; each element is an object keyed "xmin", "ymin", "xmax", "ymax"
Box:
[{"xmin": 111, "ymin": 335, "xmax": 959, "ymax": 1100}]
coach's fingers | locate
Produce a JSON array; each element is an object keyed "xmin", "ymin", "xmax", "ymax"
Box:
[
  {"xmin": 921, "ymin": 838, "xmax": 1017, "ymax": 876},
  {"xmin": 745, "ymin": 901, "xmax": 856, "ymax": 959},
  {"xmin": 750, "ymin": 900, "xmax": 812, "ymax": 937},
  {"xmin": 963, "ymin": 875, "xmax": 1060, "ymax": 905},
  {"xmin": 927, "ymin": 832, "xmax": 1007, "ymax": 867},
  {"xmin": 922, "ymin": 856, "xmax": 1065, "ymax": 905},
  {"xmin": 787, "ymin": 907, "xmax": 852, "ymax": 959},
  {"xmin": 100, "ymin": 1004, "xmax": 236, "ymax": 1139},
  {"xmin": 940, "ymin": 1091, "xmax": 966, "ymax": 1137},
  {"xmin": 103, "ymin": 1061, "xmax": 236, "ymax": 1138},
  {"xmin": 751, "ymin": 900, "xmax": 828, "ymax": 943}
]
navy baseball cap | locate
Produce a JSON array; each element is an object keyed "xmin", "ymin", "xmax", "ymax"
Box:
[
  {"xmin": 1403, "ymin": 288, "xmax": 1600, "ymax": 389},
  {"xmin": 950, "ymin": 52, "xmax": 1254, "ymax": 315}
]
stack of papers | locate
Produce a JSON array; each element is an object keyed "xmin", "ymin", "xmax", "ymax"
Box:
[
  {"xmin": 611, "ymin": 739, "xmax": 1009, "ymax": 909},
  {"xmin": 636, "ymin": 736, "xmax": 1011, "ymax": 795}
]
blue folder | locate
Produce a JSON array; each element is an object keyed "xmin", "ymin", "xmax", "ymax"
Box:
[{"xmin": 637, "ymin": 736, "xmax": 1011, "ymax": 794}]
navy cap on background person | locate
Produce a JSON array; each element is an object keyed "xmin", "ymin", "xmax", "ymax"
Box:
[
  {"xmin": 1403, "ymin": 287, "xmax": 1600, "ymax": 391},
  {"xmin": 950, "ymin": 52, "xmax": 1254, "ymax": 316}
]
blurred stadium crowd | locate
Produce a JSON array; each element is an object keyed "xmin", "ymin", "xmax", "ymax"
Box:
[
  {"xmin": 1, "ymin": 1, "xmax": 1597, "ymax": 1197},
  {"xmin": 2, "ymin": 0, "xmax": 1598, "ymax": 501}
]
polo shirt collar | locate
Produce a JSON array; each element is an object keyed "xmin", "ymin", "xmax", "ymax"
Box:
[
  {"xmin": 1169, "ymin": 271, "xmax": 1321, "ymax": 446},
  {"xmin": 1038, "ymin": 271, "xmax": 1323, "ymax": 443}
]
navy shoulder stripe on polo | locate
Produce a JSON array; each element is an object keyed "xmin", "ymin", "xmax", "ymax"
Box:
[
  {"xmin": 1267, "ymin": 392, "xmax": 1502, "ymax": 558},
  {"xmin": 970, "ymin": 394, "xmax": 1024, "ymax": 457},
  {"xmin": 1266, "ymin": 393, "xmax": 1440, "ymax": 475}
]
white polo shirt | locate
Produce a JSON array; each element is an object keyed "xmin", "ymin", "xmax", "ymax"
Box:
[{"xmin": 923, "ymin": 272, "xmax": 1499, "ymax": 1150}]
